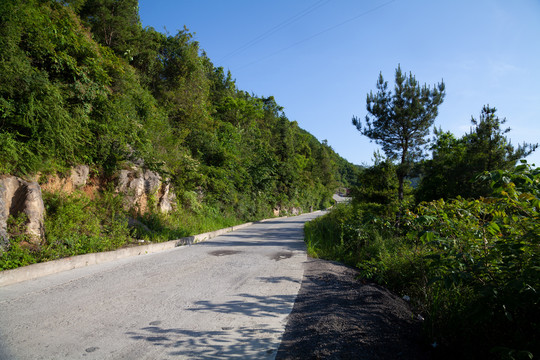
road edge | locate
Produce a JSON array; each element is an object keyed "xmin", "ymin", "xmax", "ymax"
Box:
[{"xmin": 0, "ymin": 215, "xmax": 298, "ymax": 287}]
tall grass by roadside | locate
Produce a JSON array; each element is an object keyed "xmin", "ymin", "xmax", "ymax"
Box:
[
  {"xmin": 0, "ymin": 190, "xmax": 242, "ymax": 271},
  {"xmin": 305, "ymin": 165, "xmax": 539, "ymax": 360}
]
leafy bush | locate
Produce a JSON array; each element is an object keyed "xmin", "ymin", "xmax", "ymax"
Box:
[
  {"xmin": 306, "ymin": 163, "xmax": 539, "ymax": 359},
  {"xmin": 42, "ymin": 190, "xmax": 131, "ymax": 259},
  {"xmin": 305, "ymin": 204, "xmax": 362, "ymax": 263},
  {"xmin": 0, "ymin": 214, "xmax": 38, "ymax": 270},
  {"xmin": 407, "ymin": 162, "xmax": 539, "ymax": 358}
]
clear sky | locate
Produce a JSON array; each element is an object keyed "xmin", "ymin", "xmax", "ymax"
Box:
[{"xmin": 139, "ymin": 0, "xmax": 540, "ymax": 167}]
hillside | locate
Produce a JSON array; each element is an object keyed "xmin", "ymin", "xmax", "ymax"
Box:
[{"xmin": 0, "ymin": 0, "xmax": 359, "ymax": 268}]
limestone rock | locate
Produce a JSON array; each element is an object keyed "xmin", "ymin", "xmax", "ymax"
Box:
[
  {"xmin": 0, "ymin": 178, "xmax": 14, "ymax": 249},
  {"xmin": 117, "ymin": 170, "xmax": 133, "ymax": 193},
  {"xmin": 143, "ymin": 170, "xmax": 161, "ymax": 194},
  {"xmin": 70, "ymin": 165, "xmax": 90, "ymax": 187},
  {"xmin": 158, "ymin": 183, "xmax": 173, "ymax": 213},
  {"xmin": 1, "ymin": 177, "xmax": 23, "ymax": 250},
  {"xmin": 40, "ymin": 165, "xmax": 93, "ymax": 194},
  {"xmin": 18, "ymin": 181, "xmax": 45, "ymax": 242},
  {"xmin": 0, "ymin": 176, "xmax": 45, "ymax": 248},
  {"xmin": 116, "ymin": 168, "xmax": 175, "ymax": 214}
]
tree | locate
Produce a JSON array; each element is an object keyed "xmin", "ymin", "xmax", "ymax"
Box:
[
  {"xmin": 351, "ymin": 157, "xmax": 399, "ymax": 217},
  {"xmin": 352, "ymin": 65, "xmax": 445, "ymax": 202},
  {"xmin": 417, "ymin": 106, "xmax": 538, "ymax": 201},
  {"xmin": 466, "ymin": 105, "xmax": 536, "ymax": 172},
  {"xmin": 76, "ymin": 0, "xmax": 141, "ymax": 56},
  {"xmin": 415, "ymin": 128, "xmax": 467, "ymax": 202}
]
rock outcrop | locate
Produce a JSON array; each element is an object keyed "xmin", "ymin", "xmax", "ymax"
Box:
[
  {"xmin": 116, "ymin": 167, "xmax": 176, "ymax": 214},
  {"xmin": 70, "ymin": 165, "xmax": 90, "ymax": 187},
  {"xmin": 0, "ymin": 176, "xmax": 46, "ymax": 250},
  {"xmin": 272, "ymin": 206, "xmax": 303, "ymax": 217},
  {"xmin": 158, "ymin": 183, "xmax": 174, "ymax": 213},
  {"xmin": 0, "ymin": 164, "xmax": 175, "ymax": 251},
  {"xmin": 40, "ymin": 165, "xmax": 91, "ymax": 194}
]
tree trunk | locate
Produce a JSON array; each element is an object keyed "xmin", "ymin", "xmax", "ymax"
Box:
[{"xmin": 398, "ymin": 146, "xmax": 407, "ymax": 203}]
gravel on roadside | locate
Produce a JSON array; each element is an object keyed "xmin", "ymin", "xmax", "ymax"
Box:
[{"xmin": 276, "ymin": 257, "xmax": 433, "ymax": 360}]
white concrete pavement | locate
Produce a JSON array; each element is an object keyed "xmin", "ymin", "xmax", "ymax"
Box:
[
  {"xmin": 332, "ymin": 193, "xmax": 351, "ymax": 204},
  {"xmin": 0, "ymin": 211, "xmax": 324, "ymax": 359}
]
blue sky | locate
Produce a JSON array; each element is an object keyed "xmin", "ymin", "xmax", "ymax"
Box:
[{"xmin": 139, "ymin": 0, "xmax": 540, "ymax": 167}]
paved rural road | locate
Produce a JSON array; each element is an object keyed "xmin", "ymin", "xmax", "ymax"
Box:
[{"xmin": 0, "ymin": 212, "xmax": 324, "ymax": 360}]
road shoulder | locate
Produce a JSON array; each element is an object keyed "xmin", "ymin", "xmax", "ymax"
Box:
[{"xmin": 276, "ymin": 257, "xmax": 433, "ymax": 360}]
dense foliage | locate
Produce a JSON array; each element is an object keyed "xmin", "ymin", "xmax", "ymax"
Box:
[
  {"xmin": 417, "ymin": 106, "xmax": 538, "ymax": 202},
  {"xmin": 352, "ymin": 65, "xmax": 445, "ymax": 201},
  {"xmin": 0, "ymin": 0, "xmax": 357, "ymax": 218},
  {"xmin": 310, "ymin": 101, "xmax": 539, "ymax": 360},
  {"xmin": 311, "ymin": 63, "xmax": 538, "ymax": 358},
  {"xmin": 0, "ymin": 0, "xmax": 361, "ymax": 269}
]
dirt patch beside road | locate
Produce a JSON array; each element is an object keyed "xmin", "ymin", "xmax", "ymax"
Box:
[{"xmin": 277, "ymin": 258, "xmax": 433, "ymax": 360}]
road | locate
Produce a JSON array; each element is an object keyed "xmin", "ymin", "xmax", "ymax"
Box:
[
  {"xmin": 0, "ymin": 212, "xmax": 323, "ymax": 359},
  {"xmin": 332, "ymin": 193, "xmax": 351, "ymax": 203}
]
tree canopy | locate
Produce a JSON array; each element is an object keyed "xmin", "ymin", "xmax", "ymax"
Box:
[
  {"xmin": 417, "ymin": 105, "xmax": 538, "ymax": 201},
  {"xmin": 0, "ymin": 0, "xmax": 358, "ymax": 220},
  {"xmin": 352, "ymin": 65, "xmax": 445, "ymax": 201}
]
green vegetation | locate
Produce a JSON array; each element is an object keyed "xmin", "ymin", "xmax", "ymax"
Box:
[
  {"xmin": 417, "ymin": 106, "xmax": 537, "ymax": 202},
  {"xmin": 309, "ymin": 65, "xmax": 539, "ymax": 360},
  {"xmin": 1, "ymin": 0, "xmax": 360, "ymax": 268},
  {"xmin": 6, "ymin": 3, "xmax": 536, "ymax": 357},
  {"xmin": 308, "ymin": 78, "xmax": 538, "ymax": 358},
  {"xmin": 352, "ymin": 65, "xmax": 445, "ymax": 202},
  {"xmin": 0, "ymin": 189, "xmax": 241, "ymax": 271},
  {"xmin": 0, "ymin": 0, "xmax": 355, "ymax": 205},
  {"xmin": 307, "ymin": 163, "xmax": 539, "ymax": 359}
]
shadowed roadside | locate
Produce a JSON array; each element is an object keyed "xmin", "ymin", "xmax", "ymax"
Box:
[{"xmin": 277, "ymin": 258, "xmax": 433, "ymax": 360}]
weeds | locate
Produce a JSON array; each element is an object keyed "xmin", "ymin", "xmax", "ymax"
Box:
[
  {"xmin": 304, "ymin": 164, "xmax": 539, "ymax": 359},
  {"xmin": 0, "ymin": 190, "xmax": 243, "ymax": 271},
  {"xmin": 0, "ymin": 213, "xmax": 38, "ymax": 270}
]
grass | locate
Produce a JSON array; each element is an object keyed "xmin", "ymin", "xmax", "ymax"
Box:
[
  {"xmin": 0, "ymin": 190, "xmax": 243, "ymax": 271},
  {"xmin": 304, "ymin": 202, "xmax": 538, "ymax": 360}
]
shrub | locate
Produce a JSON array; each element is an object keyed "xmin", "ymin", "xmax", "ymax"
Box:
[{"xmin": 305, "ymin": 163, "xmax": 539, "ymax": 359}]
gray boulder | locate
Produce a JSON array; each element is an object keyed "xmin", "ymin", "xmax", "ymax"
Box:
[
  {"xmin": 116, "ymin": 167, "xmax": 175, "ymax": 213},
  {"xmin": 158, "ymin": 183, "xmax": 174, "ymax": 213},
  {"xmin": 143, "ymin": 170, "xmax": 161, "ymax": 194},
  {"xmin": 70, "ymin": 165, "xmax": 90, "ymax": 187},
  {"xmin": 0, "ymin": 176, "xmax": 45, "ymax": 249}
]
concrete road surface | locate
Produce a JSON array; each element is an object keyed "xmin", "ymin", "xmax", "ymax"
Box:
[
  {"xmin": 0, "ymin": 212, "xmax": 324, "ymax": 359},
  {"xmin": 332, "ymin": 193, "xmax": 351, "ymax": 204}
]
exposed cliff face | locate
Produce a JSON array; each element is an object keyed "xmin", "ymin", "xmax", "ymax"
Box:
[
  {"xmin": 39, "ymin": 164, "xmax": 176, "ymax": 214},
  {"xmin": 40, "ymin": 165, "xmax": 94, "ymax": 195},
  {"xmin": 1, "ymin": 166, "xmax": 95, "ymax": 250},
  {"xmin": 116, "ymin": 167, "xmax": 175, "ymax": 214},
  {"xmin": 272, "ymin": 206, "xmax": 304, "ymax": 217},
  {"xmin": 0, "ymin": 165, "xmax": 176, "ymax": 252},
  {"xmin": 0, "ymin": 176, "xmax": 46, "ymax": 250}
]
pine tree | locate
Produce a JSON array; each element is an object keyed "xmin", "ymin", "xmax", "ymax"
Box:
[{"xmin": 353, "ymin": 65, "xmax": 445, "ymax": 202}]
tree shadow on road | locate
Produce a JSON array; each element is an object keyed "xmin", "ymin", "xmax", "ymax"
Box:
[
  {"xmin": 127, "ymin": 324, "xmax": 281, "ymax": 359},
  {"xmin": 257, "ymin": 276, "xmax": 301, "ymax": 285},
  {"xmin": 189, "ymin": 293, "xmax": 296, "ymax": 318},
  {"xmin": 201, "ymin": 226, "xmax": 307, "ymax": 251},
  {"xmin": 126, "ymin": 281, "xmax": 301, "ymax": 359}
]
